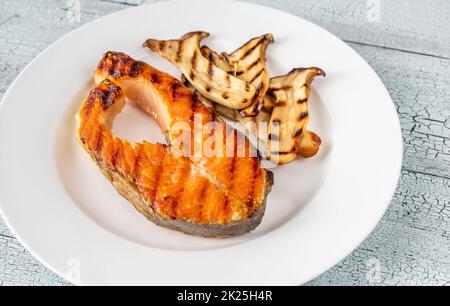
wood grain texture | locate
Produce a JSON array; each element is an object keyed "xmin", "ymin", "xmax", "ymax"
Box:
[{"xmin": 0, "ymin": 0, "xmax": 449, "ymax": 286}]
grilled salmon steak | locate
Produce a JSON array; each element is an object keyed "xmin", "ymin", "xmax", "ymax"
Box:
[{"xmin": 77, "ymin": 52, "xmax": 273, "ymax": 237}]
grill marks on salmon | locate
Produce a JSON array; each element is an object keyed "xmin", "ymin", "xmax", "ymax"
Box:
[{"xmin": 77, "ymin": 52, "xmax": 273, "ymax": 237}]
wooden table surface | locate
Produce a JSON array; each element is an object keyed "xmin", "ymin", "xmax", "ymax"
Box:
[{"xmin": 0, "ymin": 0, "xmax": 449, "ymax": 286}]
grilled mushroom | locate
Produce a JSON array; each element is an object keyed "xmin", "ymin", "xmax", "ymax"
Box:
[
  {"xmin": 182, "ymin": 74, "xmax": 322, "ymax": 160},
  {"xmin": 144, "ymin": 31, "xmax": 256, "ymax": 110},
  {"xmin": 201, "ymin": 34, "xmax": 273, "ymax": 117},
  {"xmin": 267, "ymin": 67, "xmax": 325, "ymax": 165}
]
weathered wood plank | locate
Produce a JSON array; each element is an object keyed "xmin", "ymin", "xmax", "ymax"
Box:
[
  {"xmin": 2, "ymin": 0, "xmax": 449, "ymax": 95},
  {"xmin": 1, "ymin": 0, "xmax": 449, "ymax": 286},
  {"xmin": 0, "ymin": 224, "xmax": 68, "ymax": 286},
  {"xmin": 102, "ymin": 0, "xmax": 450, "ymax": 59},
  {"xmin": 349, "ymin": 42, "xmax": 450, "ymax": 179},
  {"xmin": 0, "ymin": 0, "xmax": 130, "ymax": 99}
]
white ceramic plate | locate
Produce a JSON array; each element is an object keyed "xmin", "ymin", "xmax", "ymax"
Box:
[{"xmin": 0, "ymin": 0, "xmax": 402, "ymax": 285}]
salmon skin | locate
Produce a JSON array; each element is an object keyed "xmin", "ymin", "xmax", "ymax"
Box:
[{"xmin": 77, "ymin": 52, "xmax": 273, "ymax": 237}]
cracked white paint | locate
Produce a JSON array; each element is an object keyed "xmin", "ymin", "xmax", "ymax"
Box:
[{"xmin": 0, "ymin": 0, "xmax": 449, "ymax": 286}]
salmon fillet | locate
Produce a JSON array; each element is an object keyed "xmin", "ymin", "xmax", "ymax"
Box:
[{"xmin": 77, "ymin": 52, "xmax": 273, "ymax": 237}]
